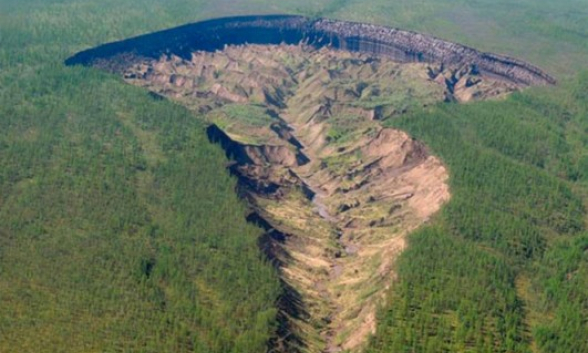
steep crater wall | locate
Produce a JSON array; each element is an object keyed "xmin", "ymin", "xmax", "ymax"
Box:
[
  {"xmin": 64, "ymin": 16, "xmax": 554, "ymax": 353},
  {"xmin": 66, "ymin": 15, "xmax": 555, "ymax": 86}
]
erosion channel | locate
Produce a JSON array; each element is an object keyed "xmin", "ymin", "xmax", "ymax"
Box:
[{"xmin": 67, "ymin": 15, "xmax": 555, "ymax": 353}]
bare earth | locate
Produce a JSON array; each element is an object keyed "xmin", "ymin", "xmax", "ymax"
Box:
[{"xmin": 120, "ymin": 43, "xmax": 520, "ymax": 352}]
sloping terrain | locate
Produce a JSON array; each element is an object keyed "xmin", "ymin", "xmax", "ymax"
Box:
[
  {"xmin": 3, "ymin": 3, "xmax": 587, "ymax": 353},
  {"xmin": 115, "ymin": 43, "xmax": 531, "ymax": 352}
]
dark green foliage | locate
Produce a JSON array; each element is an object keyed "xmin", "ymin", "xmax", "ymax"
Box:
[
  {"xmin": 533, "ymin": 235, "xmax": 588, "ymax": 353},
  {"xmin": 369, "ymin": 227, "xmax": 527, "ymax": 353},
  {"xmin": 0, "ymin": 1, "xmax": 283, "ymax": 349},
  {"xmin": 0, "ymin": 66, "xmax": 281, "ymax": 352},
  {"xmin": 368, "ymin": 77, "xmax": 588, "ymax": 353},
  {"xmin": 2, "ymin": 1, "xmax": 588, "ymax": 352}
]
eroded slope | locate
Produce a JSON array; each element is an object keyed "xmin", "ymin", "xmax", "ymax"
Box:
[
  {"xmin": 111, "ymin": 43, "xmax": 533, "ymax": 352},
  {"xmin": 67, "ymin": 15, "xmax": 556, "ymax": 87}
]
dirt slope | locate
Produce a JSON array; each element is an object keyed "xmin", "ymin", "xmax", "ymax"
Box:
[{"xmin": 118, "ymin": 43, "xmax": 523, "ymax": 352}]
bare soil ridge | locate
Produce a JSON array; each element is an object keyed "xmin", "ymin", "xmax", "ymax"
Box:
[{"xmin": 66, "ymin": 15, "xmax": 556, "ymax": 87}]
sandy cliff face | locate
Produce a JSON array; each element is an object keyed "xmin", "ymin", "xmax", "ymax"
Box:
[{"xmin": 66, "ymin": 16, "xmax": 554, "ymax": 353}]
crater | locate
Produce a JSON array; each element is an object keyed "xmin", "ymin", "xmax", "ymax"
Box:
[{"xmin": 66, "ymin": 15, "xmax": 554, "ymax": 353}]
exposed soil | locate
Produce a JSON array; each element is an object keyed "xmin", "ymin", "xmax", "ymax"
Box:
[
  {"xmin": 68, "ymin": 16, "xmax": 552, "ymax": 350},
  {"xmin": 116, "ymin": 43, "xmax": 466, "ymax": 352}
]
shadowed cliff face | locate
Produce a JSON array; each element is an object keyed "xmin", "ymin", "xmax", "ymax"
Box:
[
  {"xmin": 64, "ymin": 16, "xmax": 553, "ymax": 353},
  {"xmin": 66, "ymin": 15, "xmax": 555, "ymax": 87}
]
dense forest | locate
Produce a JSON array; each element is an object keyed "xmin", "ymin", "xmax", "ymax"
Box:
[
  {"xmin": 367, "ymin": 75, "xmax": 588, "ymax": 353},
  {"xmin": 1, "ymin": 0, "xmax": 587, "ymax": 352},
  {"xmin": 0, "ymin": 44, "xmax": 283, "ymax": 353},
  {"xmin": 1, "ymin": 1, "xmax": 285, "ymax": 352}
]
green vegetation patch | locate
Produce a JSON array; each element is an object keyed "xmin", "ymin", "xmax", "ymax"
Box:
[
  {"xmin": 205, "ymin": 104, "xmax": 282, "ymax": 145},
  {"xmin": 2, "ymin": 0, "xmax": 588, "ymax": 352},
  {"xmin": 367, "ymin": 75, "xmax": 588, "ymax": 353},
  {"xmin": 0, "ymin": 65, "xmax": 280, "ymax": 353}
]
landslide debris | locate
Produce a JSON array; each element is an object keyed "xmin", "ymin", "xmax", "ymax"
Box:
[{"xmin": 117, "ymin": 43, "xmax": 466, "ymax": 353}]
